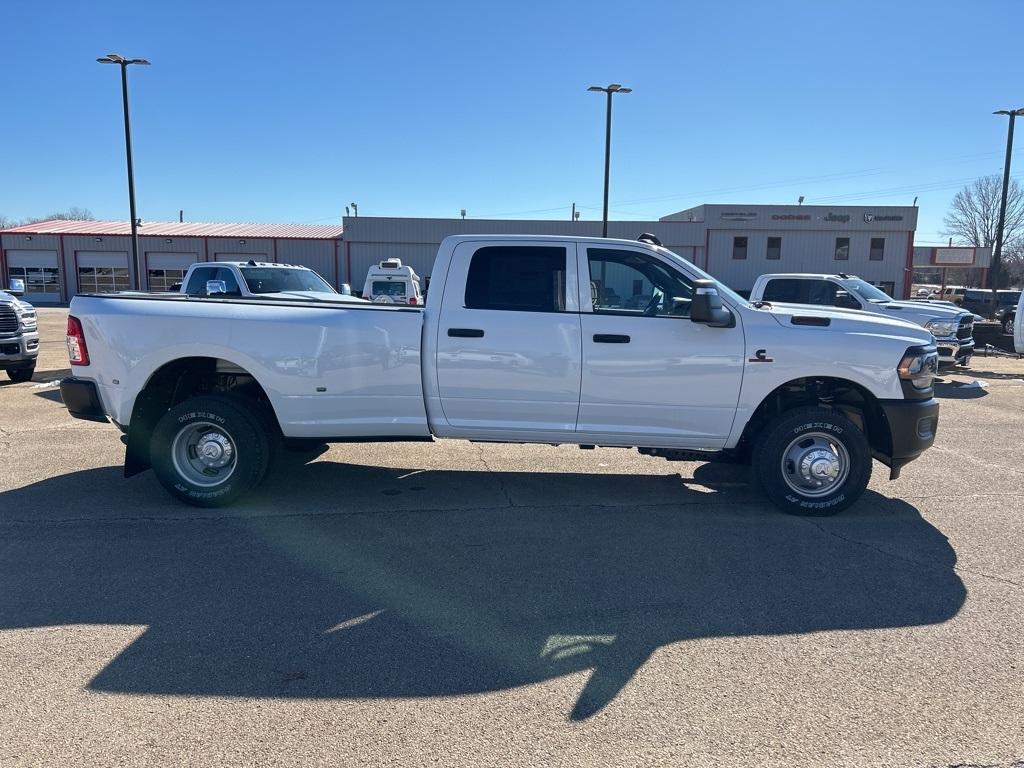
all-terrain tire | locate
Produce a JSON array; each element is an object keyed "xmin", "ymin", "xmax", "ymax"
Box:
[
  {"xmin": 752, "ymin": 406, "xmax": 871, "ymax": 516},
  {"xmin": 150, "ymin": 395, "xmax": 270, "ymax": 507}
]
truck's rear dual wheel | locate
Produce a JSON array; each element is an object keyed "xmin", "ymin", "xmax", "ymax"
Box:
[
  {"xmin": 151, "ymin": 395, "xmax": 271, "ymax": 507},
  {"xmin": 752, "ymin": 406, "xmax": 871, "ymax": 516}
]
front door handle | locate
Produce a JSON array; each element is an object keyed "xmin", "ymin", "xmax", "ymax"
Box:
[
  {"xmin": 448, "ymin": 328, "xmax": 484, "ymax": 338},
  {"xmin": 593, "ymin": 333, "xmax": 630, "ymax": 343}
]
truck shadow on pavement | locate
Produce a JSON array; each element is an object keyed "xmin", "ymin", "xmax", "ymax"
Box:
[{"xmin": 0, "ymin": 458, "xmax": 966, "ymax": 721}]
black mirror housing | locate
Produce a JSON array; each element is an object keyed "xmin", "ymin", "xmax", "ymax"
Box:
[{"xmin": 690, "ymin": 279, "xmax": 734, "ymax": 327}]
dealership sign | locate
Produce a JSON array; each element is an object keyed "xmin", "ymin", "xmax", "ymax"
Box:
[
  {"xmin": 823, "ymin": 212, "xmax": 851, "ymax": 223},
  {"xmin": 933, "ymin": 247, "xmax": 976, "ymax": 265},
  {"xmin": 720, "ymin": 211, "xmax": 758, "ymax": 221},
  {"xmin": 863, "ymin": 213, "xmax": 905, "ymax": 222},
  {"xmin": 771, "ymin": 214, "xmax": 811, "ymax": 221}
]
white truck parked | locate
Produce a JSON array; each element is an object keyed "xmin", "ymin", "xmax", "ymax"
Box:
[
  {"xmin": 177, "ymin": 260, "xmax": 366, "ymax": 303},
  {"xmin": 0, "ymin": 278, "xmax": 40, "ymax": 383},
  {"xmin": 749, "ymin": 273, "xmax": 975, "ymax": 368},
  {"xmin": 361, "ymin": 259, "xmax": 425, "ymax": 305},
  {"xmin": 61, "ymin": 235, "xmax": 940, "ymax": 515}
]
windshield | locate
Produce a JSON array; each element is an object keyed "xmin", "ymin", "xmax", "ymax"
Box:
[
  {"xmin": 239, "ymin": 268, "xmax": 334, "ymax": 294},
  {"xmin": 844, "ymin": 278, "xmax": 892, "ymax": 303},
  {"xmin": 372, "ymin": 281, "xmax": 407, "ymax": 296}
]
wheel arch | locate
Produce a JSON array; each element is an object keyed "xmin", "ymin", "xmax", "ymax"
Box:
[
  {"xmin": 124, "ymin": 356, "xmax": 280, "ymax": 477},
  {"xmin": 736, "ymin": 376, "xmax": 890, "ymax": 461}
]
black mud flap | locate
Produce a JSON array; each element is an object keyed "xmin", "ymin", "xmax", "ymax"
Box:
[{"xmin": 123, "ymin": 426, "xmax": 152, "ymax": 477}]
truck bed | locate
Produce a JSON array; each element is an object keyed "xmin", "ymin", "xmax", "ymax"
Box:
[{"xmin": 72, "ymin": 293, "xmax": 430, "ymax": 439}]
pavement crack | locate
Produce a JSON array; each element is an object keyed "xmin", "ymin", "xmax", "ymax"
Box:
[
  {"xmin": 474, "ymin": 444, "xmax": 516, "ymax": 508},
  {"xmin": 802, "ymin": 519, "xmax": 1024, "ymax": 591}
]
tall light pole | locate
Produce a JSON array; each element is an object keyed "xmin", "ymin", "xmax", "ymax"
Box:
[
  {"xmin": 991, "ymin": 108, "xmax": 1023, "ymax": 306},
  {"xmin": 97, "ymin": 53, "xmax": 150, "ymax": 289},
  {"xmin": 587, "ymin": 83, "xmax": 631, "ymax": 237}
]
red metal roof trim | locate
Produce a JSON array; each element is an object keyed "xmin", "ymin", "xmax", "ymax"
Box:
[{"xmin": 0, "ymin": 219, "xmax": 344, "ymax": 240}]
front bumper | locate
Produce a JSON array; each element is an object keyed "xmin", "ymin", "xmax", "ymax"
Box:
[
  {"xmin": 875, "ymin": 397, "xmax": 940, "ymax": 479},
  {"xmin": 60, "ymin": 377, "xmax": 109, "ymax": 423},
  {"xmin": 0, "ymin": 330, "xmax": 40, "ymax": 368},
  {"xmin": 933, "ymin": 336, "xmax": 973, "ymax": 366}
]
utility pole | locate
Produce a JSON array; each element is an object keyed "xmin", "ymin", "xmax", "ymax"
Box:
[
  {"xmin": 587, "ymin": 83, "xmax": 631, "ymax": 237},
  {"xmin": 992, "ymin": 108, "xmax": 1023, "ymax": 308}
]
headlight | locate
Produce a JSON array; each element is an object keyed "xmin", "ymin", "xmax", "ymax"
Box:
[
  {"xmin": 17, "ymin": 310, "xmax": 37, "ymax": 331},
  {"xmin": 926, "ymin": 320, "xmax": 958, "ymax": 337},
  {"xmin": 898, "ymin": 346, "xmax": 938, "ymax": 391}
]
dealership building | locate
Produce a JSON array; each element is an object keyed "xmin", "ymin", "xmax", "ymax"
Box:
[{"xmin": 0, "ymin": 204, "xmax": 990, "ymax": 303}]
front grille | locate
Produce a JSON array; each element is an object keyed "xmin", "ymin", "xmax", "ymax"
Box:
[
  {"xmin": 0, "ymin": 304, "xmax": 18, "ymax": 334},
  {"xmin": 957, "ymin": 318, "xmax": 974, "ymax": 340}
]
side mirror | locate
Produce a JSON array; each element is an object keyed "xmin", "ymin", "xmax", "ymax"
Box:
[
  {"xmin": 338, "ymin": 283, "xmax": 352, "ymax": 295},
  {"xmin": 8, "ymin": 278, "xmax": 25, "ymax": 296},
  {"xmin": 206, "ymin": 279, "xmax": 228, "ymax": 296},
  {"xmin": 690, "ymin": 280, "xmax": 733, "ymax": 327}
]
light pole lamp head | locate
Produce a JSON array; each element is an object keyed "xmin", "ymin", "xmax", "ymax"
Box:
[
  {"xmin": 97, "ymin": 54, "xmax": 150, "ymax": 66},
  {"xmin": 588, "ymin": 83, "xmax": 632, "ymax": 94},
  {"xmin": 993, "ymin": 108, "xmax": 1024, "ymax": 116}
]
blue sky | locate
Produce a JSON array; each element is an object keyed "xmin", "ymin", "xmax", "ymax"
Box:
[{"xmin": 3, "ymin": 0, "xmax": 1022, "ymax": 243}]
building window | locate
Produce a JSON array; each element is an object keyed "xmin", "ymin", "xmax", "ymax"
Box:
[
  {"xmin": 147, "ymin": 268, "xmax": 187, "ymax": 292},
  {"xmin": 732, "ymin": 236, "xmax": 748, "ymax": 260},
  {"xmin": 465, "ymin": 246, "xmax": 566, "ymax": 312},
  {"xmin": 77, "ymin": 266, "xmax": 130, "ymax": 294},
  {"xmin": 8, "ymin": 266, "xmax": 60, "ymax": 295},
  {"xmin": 869, "ymin": 237, "xmax": 885, "ymax": 261},
  {"xmin": 834, "ymin": 237, "xmax": 850, "ymax": 261},
  {"xmin": 766, "ymin": 236, "xmax": 782, "ymax": 260}
]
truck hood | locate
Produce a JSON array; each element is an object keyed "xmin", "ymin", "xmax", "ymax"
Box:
[
  {"xmin": 867, "ymin": 299, "xmax": 966, "ymax": 322},
  {"xmin": 0, "ymin": 292, "xmax": 33, "ymax": 311},
  {"xmin": 263, "ymin": 291, "xmax": 368, "ymax": 303},
  {"xmin": 759, "ymin": 303, "xmax": 933, "ymax": 345}
]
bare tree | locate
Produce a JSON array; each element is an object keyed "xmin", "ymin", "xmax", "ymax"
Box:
[
  {"xmin": 1, "ymin": 208, "xmax": 95, "ymax": 228},
  {"xmin": 943, "ymin": 175, "xmax": 1024, "ymax": 249},
  {"xmin": 943, "ymin": 175, "xmax": 1024, "ymax": 290}
]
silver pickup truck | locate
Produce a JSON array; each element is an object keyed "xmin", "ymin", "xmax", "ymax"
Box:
[{"xmin": 0, "ymin": 279, "xmax": 39, "ymax": 383}]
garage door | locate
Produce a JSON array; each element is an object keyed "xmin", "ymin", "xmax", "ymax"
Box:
[
  {"xmin": 6, "ymin": 250, "xmax": 62, "ymax": 303},
  {"xmin": 76, "ymin": 251, "xmax": 130, "ymax": 294},
  {"xmin": 146, "ymin": 252, "xmax": 198, "ymax": 292}
]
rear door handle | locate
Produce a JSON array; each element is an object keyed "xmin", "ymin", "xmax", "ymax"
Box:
[
  {"xmin": 593, "ymin": 334, "xmax": 630, "ymax": 343},
  {"xmin": 448, "ymin": 328, "xmax": 484, "ymax": 338}
]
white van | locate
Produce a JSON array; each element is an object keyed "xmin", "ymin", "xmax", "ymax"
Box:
[{"xmin": 361, "ymin": 259, "xmax": 424, "ymax": 305}]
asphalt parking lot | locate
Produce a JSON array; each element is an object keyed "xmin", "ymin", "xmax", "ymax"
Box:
[{"xmin": 1, "ymin": 308, "xmax": 1023, "ymax": 767}]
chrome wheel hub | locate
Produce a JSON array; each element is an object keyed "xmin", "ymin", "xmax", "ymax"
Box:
[
  {"xmin": 782, "ymin": 432, "xmax": 850, "ymax": 498},
  {"xmin": 196, "ymin": 432, "xmax": 233, "ymax": 468},
  {"xmin": 171, "ymin": 422, "xmax": 238, "ymax": 488}
]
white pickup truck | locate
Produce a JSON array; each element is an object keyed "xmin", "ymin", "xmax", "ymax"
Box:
[
  {"xmin": 749, "ymin": 273, "xmax": 975, "ymax": 367},
  {"xmin": 60, "ymin": 235, "xmax": 940, "ymax": 515},
  {"xmin": 176, "ymin": 260, "xmax": 364, "ymax": 302}
]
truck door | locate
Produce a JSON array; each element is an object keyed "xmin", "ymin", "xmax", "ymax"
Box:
[
  {"xmin": 577, "ymin": 245, "xmax": 744, "ymax": 446},
  {"xmin": 435, "ymin": 241, "xmax": 582, "ymax": 434}
]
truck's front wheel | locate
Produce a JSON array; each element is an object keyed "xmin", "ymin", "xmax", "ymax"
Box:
[
  {"xmin": 150, "ymin": 395, "xmax": 270, "ymax": 507},
  {"xmin": 6, "ymin": 366, "xmax": 34, "ymax": 383},
  {"xmin": 752, "ymin": 407, "xmax": 871, "ymax": 516}
]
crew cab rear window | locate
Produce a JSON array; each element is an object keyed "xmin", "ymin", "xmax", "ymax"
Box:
[
  {"xmin": 761, "ymin": 278, "xmax": 839, "ymax": 306},
  {"xmin": 185, "ymin": 267, "xmax": 241, "ymax": 296},
  {"xmin": 465, "ymin": 246, "xmax": 566, "ymax": 312}
]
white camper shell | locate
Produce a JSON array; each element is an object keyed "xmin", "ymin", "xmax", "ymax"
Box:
[{"xmin": 362, "ymin": 259, "xmax": 424, "ymax": 305}]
